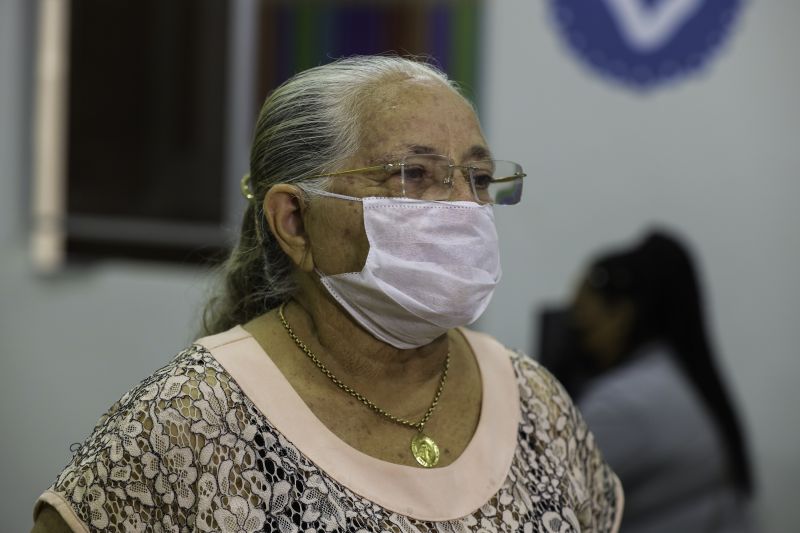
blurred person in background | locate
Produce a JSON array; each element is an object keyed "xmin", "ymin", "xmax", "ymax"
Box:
[
  {"xmin": 32, "ymin": 56, "xmax": 622, "ymax": 532},
  {"xmin": 543, "ymin": 230, "xmax": 754, "ymax": 532}
]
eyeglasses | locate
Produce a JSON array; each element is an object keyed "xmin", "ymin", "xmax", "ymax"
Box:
[{"xmin": 308, "ymin": 154, "xmax": 526, "ymax": 205}]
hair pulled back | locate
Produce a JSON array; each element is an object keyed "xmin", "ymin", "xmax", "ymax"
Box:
[
  {"xmin": 589, "ymin": 229, "xmax": 754, "ymax": 494},
  {"xmin": 202, "ymin": 56, "xmax": 461, "ymax": 335}
]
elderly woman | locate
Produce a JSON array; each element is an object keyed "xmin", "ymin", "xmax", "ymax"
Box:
[{"xmin": 33, "ymin": 56, "xmax": 622, "ymax": 532}]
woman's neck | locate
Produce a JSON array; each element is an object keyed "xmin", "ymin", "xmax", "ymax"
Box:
[{"xmin": 285, "ymin": 291, "xmax": 450, "ymax": 388}]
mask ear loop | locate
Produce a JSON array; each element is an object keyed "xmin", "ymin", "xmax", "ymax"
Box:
[{"xmin": 314, "ymin": 190, "xmax": 363, "ymax": 202}]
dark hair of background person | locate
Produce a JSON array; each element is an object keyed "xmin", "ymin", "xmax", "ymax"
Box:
[{"xmin": 588, "ymin": 230, "xmax": 754, "ymax": 495}]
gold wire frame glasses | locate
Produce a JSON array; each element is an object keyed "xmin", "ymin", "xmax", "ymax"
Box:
[{"xmin": 308, "ymin": 154, "xmax": 526, "ymax": 205}]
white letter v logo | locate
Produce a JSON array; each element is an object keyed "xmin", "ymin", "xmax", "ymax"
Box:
[{"xmin": 602, "ymin": 0, "xmax": 705, "ymax": 53}]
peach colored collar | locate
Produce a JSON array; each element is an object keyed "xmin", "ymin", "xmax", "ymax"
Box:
[{"xmin": 198, "ymin": 326, "xmax": 521, "ymax": 522}]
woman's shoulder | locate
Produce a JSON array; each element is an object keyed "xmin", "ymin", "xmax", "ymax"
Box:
[
  {"xmin": 89, "ymin": 336, "xmax": 247, "ymax": 444},
  {"xmin": 508, "ymin": 348, "xmax": 588, "ymax": 436},
  {"xmin": 461, "ymin": 331, "xmax": 624, "ymax": 532},
  {"xmin": 578, "ymin": 344, "xmax": 694, "ymax": 418},
  {"xmin": 35, "ymin": 333, "xmax": 264, "ymax": 531},
  {"xmin": 458, "ymin": 328, "xmax": 580, "ymax": 417},
  {"xmin": 459, "ymin": 329, "xmax": 602, "ymax": 456}
]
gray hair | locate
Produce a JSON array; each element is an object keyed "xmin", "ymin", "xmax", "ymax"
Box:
[{"xmin": 203, "ymin": 56, "xmax": 466, "ymax": 335}]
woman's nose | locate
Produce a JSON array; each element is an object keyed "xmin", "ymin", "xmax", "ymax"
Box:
[{"xmin": 448, "ymin": 168, "xmax": 475, "ymax": 202}]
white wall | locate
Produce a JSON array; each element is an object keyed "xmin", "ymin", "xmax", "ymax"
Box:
[
  {"xmin": 1, "ymin": 1, "xmax": 798, "ymax": 531},
  {"xmin": 480, "ymin": 2, "xmax": 800, "ymax": 531}
]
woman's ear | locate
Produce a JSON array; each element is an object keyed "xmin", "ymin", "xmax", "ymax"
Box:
[{"xmin": 263, "ymin": 184, "xmax": 315, "ymax": 272}]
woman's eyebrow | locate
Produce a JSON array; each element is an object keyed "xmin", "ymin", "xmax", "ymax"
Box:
[
  {"xmin": 369, "ymin": 145, "xmax": 437, "ymax": 165},
  {"xmin": 407, "ymin": 144, "xmax": 437, "ymax": 155},
  {"xmin": 464, "ymin": 145, "xmax": 492, "ymax": 161},
  {"xmin": 370, "ymin": 144, "xmax": 491, "ymax": 164}
]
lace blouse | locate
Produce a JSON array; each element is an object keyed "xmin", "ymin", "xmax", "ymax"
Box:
[{"xmin": 35, "ymin": 326, "xmax": 623, "ymax": 532}]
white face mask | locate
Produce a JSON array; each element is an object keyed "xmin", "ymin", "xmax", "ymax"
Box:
[{"xmin": 313, "ymin": 192, "xmax": 502, "ymax": 349}]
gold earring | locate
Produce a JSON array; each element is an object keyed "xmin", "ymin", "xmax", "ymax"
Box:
[{"xmin": 240, "ymin": 173, "xmax": 255, "ymax": 202}]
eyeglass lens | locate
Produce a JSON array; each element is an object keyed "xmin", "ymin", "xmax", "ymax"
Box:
[{"xmin": 400, "ymin": 155, "xmax": 523, "ymax": 205}]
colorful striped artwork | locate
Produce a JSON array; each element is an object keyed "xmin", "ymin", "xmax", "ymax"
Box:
[{"xmin": 255, "ymin": 0, "xmax": 483, "ymax": 106}]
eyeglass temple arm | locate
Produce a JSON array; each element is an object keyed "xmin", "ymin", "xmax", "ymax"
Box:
[
  {"xmin": 306, "ymin": 164, "xmax": 386, "ymax": 180},
  {"xmin": 491, "ymin": 172, "xmax": 527, "ymax": 183}
]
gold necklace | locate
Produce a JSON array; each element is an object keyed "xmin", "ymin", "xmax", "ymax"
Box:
[{"xmin": 278, "ymin": 302, "xmax": 449, "ymax": 468}]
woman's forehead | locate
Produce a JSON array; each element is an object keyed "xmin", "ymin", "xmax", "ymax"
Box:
[
  {"xmin": 364, "ymin": 79, "xmax": 475, "ymax": 119},
  {"xmin": 357, "ymin": 83, "xmax": 488, "ymax": 163}
]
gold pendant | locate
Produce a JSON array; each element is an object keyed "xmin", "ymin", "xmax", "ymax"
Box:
[{"xmin": 411, "ymin": 433, "xmax": 440, "ymax": 468}]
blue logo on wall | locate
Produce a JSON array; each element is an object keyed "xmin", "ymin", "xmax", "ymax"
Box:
[{"xmin": 549, "ymin": 0, "xmax": 744, "ymax": 89}]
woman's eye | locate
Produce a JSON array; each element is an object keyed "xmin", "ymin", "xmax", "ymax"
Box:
[
  {"xmin": 403, "ymin": 166, "xmax": 427, "ymax": 181},
  {"xmin": 472, "ymin": 173, "xmax": 493, "ymax": 190}
]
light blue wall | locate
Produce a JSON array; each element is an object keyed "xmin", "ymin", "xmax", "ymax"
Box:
[{"xmin": 1, "ymin": 1, "xmax": 798, "ymax": 531}]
